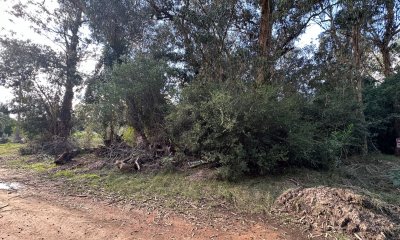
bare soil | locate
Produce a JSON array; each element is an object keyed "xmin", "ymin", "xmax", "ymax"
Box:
[{"xmin": 0, "ymin": 168, "xmax": 304, "ymax": 240}]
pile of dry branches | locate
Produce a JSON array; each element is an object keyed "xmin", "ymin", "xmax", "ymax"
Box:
[{"xmin": 93, "ymin": 142, "xmax": 154, "ymax": 171}]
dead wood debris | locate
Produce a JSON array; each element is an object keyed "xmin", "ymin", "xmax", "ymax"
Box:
[
  {"xmin": 54, "ymin": 142, "xmax": 170, "ymax": 172},
  {"xmin": 273, "ymin": 187, "xmax": 400, "ymax": 240}
]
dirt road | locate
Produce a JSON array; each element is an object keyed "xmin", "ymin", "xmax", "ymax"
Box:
[{"xmin": 0, "ymin": 168, "xmax": 301, "ymax": 240}]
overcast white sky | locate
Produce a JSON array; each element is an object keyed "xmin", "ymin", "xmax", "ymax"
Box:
[{"xmin": 0, "ymin": 0, "xmax": 322, "ymax": 104}]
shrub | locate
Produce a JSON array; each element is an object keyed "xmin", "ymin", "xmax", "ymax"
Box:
[
  {"xmin": 111, "ymin": 55, "xmax": 170, "ymax": 144},
  {"xmin": 168, "ymin": 81, "xmax": 352, "ymax": 180},
  {"xmin": 365, "ymin": 73, "xmax": 400, "ymax": 154},
  {"xmin": 19, "ymin": 144, "xmax": 38, "ymax": 155},
  {"xmin": 72, "ymin": 129, "xmax": 102, "ymax": 148}
]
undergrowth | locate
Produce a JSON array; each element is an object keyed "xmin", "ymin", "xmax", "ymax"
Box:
[
  {"xmin": 1, "ymin": 143, "xmax": 400, "ymax": 214},
  {"xmin": 0, "ymin": 143, "xmax": 23, "ymax": 156}
]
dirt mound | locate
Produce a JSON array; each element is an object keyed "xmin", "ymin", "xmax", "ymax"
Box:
[{"xmin": 273, "ymin": 187, "xmax": 400, "ymax": 240}]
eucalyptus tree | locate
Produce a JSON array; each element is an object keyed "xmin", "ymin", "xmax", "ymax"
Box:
[
  {"xmin": 78, "ymin": 0, "xmax": 151, "ymax": 143},
  {"xmin": 10, "ymin": 0, "xmax": 88, "ymax": 138},
  {"xmin": 82, "ymin": 0, "xmax": 149, "ymax": 67},
  {"xmin": 254, "ymin": 0, "xmax": 325, "ymax": 84},
  {"xmin": 365, "ymin": 0, "xmax": 400, "ymax": 77},
  {"xmin": 0, "ymin": 38, "xmax": 64, "ymax": 138}
]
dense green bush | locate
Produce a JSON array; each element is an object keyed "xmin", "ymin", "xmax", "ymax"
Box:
[
  {"xmin": 111, "ymin": 55, "xmax": 170, "ymax": 144},
  {"xmin": 365, "ymin": 73, "xmax": 400, "ymax": 154},
  {"xmin": 168, "ymin": 81, "xmax": 355, "ymax": 180},
  {"xmin": 303, "ymin": 85, "xmax": 366, "ymax": 159},
  {"xmin": 72, "ymin": 130, "xmax": 103, "ymax": 148}
]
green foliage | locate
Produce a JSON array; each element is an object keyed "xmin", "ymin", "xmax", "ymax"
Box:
[
  {"xmin": 111, "ymin": 55, "xmax": 170, "ymax": 143},
  {"xmin": 121, "ymin": 126, "xmax": 136, "ymax": 146},
  {"xmin": 72, "ymin": 130, "xmax": 102, "ymax": 148},
  {"xmin": 303, "ymin": 85, "xmax": 366, "ymax": 159},
  {"xmin": 168, "ymin": 81, "xmax": 354, "ymax": 180},
  {"xmin": 0, "ymin": 105, "xmax": 15, "ymax": 139},
  {"xmin": 365, "ymin": 73, "xmax": 400, "ymax": 153},
  {"xmin": 0, "ymin": 143, "xmax": 22, "ymax": 156}
]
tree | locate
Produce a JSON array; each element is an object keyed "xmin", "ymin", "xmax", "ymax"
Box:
[
  {"xmin": 11, "ymin": 0, "xmax": 87, "ymax": 138},
  {"xmin": 256, "ymin": 0, "xmax": 325, "ymax": 84},
  {"xmin": 365, "ymin": 73, "xmax": 400, "ymax": 153},
  {"xmin": 0, "ymin": 104, "xmax": 14, "ymax": 139},
  {"xmin": 80, "ymin": 0, "xmax": 150, "ymax": 143},
  {"xmin": 111, "ymin": 55, "xmax": 169, "ymax": 145},
  {"xmin": 82, "ymin": 0, "xmax": 148, "ymax": 67},
  {"xmin": 366, "ymin": 0, "xmax": 400, "ymax": 77},
  {"xmin": 0, "ymin": 38, "xmax": 63, "ymax": 139}
]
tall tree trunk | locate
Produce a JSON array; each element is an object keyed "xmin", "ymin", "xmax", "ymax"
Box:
[
  {"xmin": 59, "ymin": 7, "xmax": 82, "ymax": 138},
  {"xmin": 59, "ymin": 81, "xmax": 74, "ymax": 138},
  {"xmin": 257, "ymin": 0, "xmax": 273, "ymax": 85},
  {"xmin": 380, "ymin": 45, "xmax": 392, "ymax": 78},
  {"xmin": 351, "ymin": 24, "xmax": 368, "ymax": 155},
  {"xmin": 371, "ymin": 0, "xmax": 395, "ymax": 78},
  {"xmin": 381, "ymin": 0, "xmax": 395, "ymax": 78}
]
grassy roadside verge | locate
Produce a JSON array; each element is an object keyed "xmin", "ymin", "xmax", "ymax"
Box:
[{"xmin": 1, "ymin": 143, "xmax": 400, "ymax": 215}]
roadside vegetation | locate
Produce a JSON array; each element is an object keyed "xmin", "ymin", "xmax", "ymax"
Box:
[
  {"xmin": 0, "ymin": 0, "xmax": 399, "ymax": 239},
  {"xmin": 2, "ymin": 143, "xmax": 399, "ymax": 216}
]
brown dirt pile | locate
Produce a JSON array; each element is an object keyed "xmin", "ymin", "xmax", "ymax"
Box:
[{"xmin": 273, "ymin": 187, "xmax": 400, "ymax": 240}]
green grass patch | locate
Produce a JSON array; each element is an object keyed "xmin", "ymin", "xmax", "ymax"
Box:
[
  {"xmin": 2, "ymin": 148, "xmax": 400, "ymax": 214},
  {"xmin": 52, "ymin": 170, "xmax": 100, "ymax": 180},
  {"xmin": 89, "ymin": 170, "xmax": 294, "ymax": 213},
  {"xmin": 4, "ymin": 154, "xmax": 56, "ymax": 173},
  {"xmin": 0, "ymin": 143, "xmax": 23, "ymax": 156},
  {"xmin": 27, "ymin": 162, "xmax": 57, "ymax": 172},
  {"xmin": 72, "ymin": 173, "xmax": 100, "ymax": 180},
  {"xmin": 53, "ymin": 170, "xmax": 75, "ymax": 178},
  {"xmin": 36, "ymin": 153, "xmax": 400, "ymax": 213}
]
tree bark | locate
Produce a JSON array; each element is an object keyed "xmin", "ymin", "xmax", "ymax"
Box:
[
  {"xmin": 351, "ymin": 23, "xmax": 368, "ymax": 155},
  {"xmin": 59, "ymin": 7, "xmax": 82, "ymax": 138},
  {"xmin": 14, "ymin": 83, "xmax": 23, "ymax": 143},
  {"xmin": 382, "ymin": 0, "xmax": 395, "ymax": 78},
  {"xmin": 257, "ymin": 0, "xmax": 273, "ymax": 85},
  {"xmin": 381, "ymin": 45, "xmax": 392, "ymax": 78},
  {"xmin": 370, "ymin": 0, "xmax": 396, "ymax": 78}
]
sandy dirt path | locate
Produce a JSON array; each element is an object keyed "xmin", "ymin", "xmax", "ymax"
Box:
[{"xmin": 0, "ymin": 168, "xmax": 302, "ymax": 240}]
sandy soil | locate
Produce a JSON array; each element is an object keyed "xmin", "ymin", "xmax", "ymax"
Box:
[{"xmin": 0, "ymin": 168, "xmax": 303, "ymax": 240}]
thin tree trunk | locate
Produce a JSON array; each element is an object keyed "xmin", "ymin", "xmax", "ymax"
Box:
[{"xmin": 14, "ymin": 83, "xmax": 22, "ymax": 143}]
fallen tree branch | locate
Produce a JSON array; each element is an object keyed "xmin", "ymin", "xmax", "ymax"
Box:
[{"xmin": 134, "ymin": 157, "xmax": 141, "ymax": 171}]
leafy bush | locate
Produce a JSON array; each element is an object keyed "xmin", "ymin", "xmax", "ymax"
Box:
[
  {"xmin": 365, "ymin": 73, "xmax": 400, "ymax": 154},
  {"xmin": 121, "ymin": 126, "xmax": 136, "ymax": 146},
  {"xmin": 111, "ymin": 55, "xmax": 170, "ymax": 144},
  {"xmin": 72, "ymin": 130, "xmax": 103, "ymax": 148},
  {"xmin": 19, "ymin": 144, "xmax": 39, "ymax": 155},
  {"xmin": 168, "ymin": 81, "xmax": 353, "ymax": 180},
  {"xmin": 302, "ymin": 85, "xmax": 365, "ymax": 160}
]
